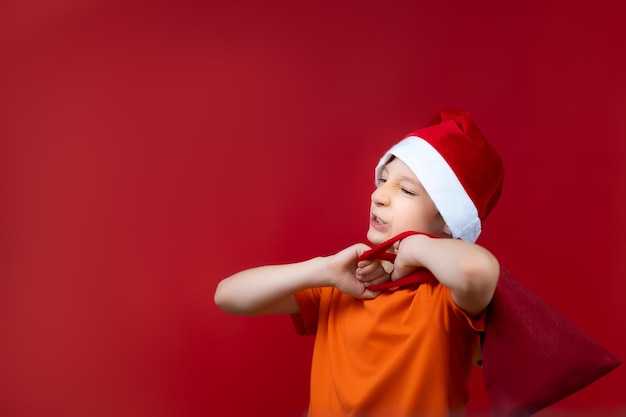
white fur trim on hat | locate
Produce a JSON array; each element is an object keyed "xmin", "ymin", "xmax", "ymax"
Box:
[{"xmin": 375, "ymin": 136, "xmax": 481, "ymax": 242}]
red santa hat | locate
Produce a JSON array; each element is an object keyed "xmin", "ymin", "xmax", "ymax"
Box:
[{"xmin": 375, "ymin": 109, "xmax": 504, "ymax": 242}]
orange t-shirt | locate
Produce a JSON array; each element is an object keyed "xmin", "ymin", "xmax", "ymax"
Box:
[{"xmin": 292, "ymin": 283, "xmax": 484, "ymax": 417}]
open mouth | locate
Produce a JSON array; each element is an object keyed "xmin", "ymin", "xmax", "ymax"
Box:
[{"xmin": 370, "ymin": 214, "xmax": 387, "ymax": 228}]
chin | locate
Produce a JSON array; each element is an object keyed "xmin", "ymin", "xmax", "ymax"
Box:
[{"xmin": 366, "ymin": 229, "xmax": 387, "ymax": 245}]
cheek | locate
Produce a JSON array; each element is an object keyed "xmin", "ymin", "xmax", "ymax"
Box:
[
  {"xmin": 400, "ymin": 206, "xmax": 428, "ymax": 228},
  {"xmin": 402, "ymin": 203, "xmax": 442, "ymax": 232}
]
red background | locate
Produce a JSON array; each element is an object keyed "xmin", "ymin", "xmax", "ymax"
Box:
[{"xmin": 1, "ymin": 1, "xmax": 625, "ymax": 416}]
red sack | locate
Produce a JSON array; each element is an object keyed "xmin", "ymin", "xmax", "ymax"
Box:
[{"xmin": 482, "ymin": 269, "xmax": 621, "ymax": 417}]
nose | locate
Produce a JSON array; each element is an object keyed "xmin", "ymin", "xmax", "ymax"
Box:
[{"xmin": 371, "ymin": 184, "xmax": 389, "ymax": 206}]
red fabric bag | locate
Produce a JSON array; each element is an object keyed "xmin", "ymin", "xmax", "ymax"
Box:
[{"xmin": 482, "ymin": 269, "xmax": 621, "ymax": 417}]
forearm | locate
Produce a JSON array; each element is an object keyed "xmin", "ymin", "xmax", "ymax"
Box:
[
  {"xmin": 409, "ymin": 236, "xmax": 497, "ymax": 287},
  {"xmin": 214, "ymin": 257, "xmax": 331, "ymax": 316},
  {"xmin": 396, "ymin": 235, "xmax": 499, "ymax": 314}
]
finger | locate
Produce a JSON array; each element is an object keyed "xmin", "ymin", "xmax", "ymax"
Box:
[
  {"xmin": 357, "ymin": 264, "xmax": 388, "ymax": 282},
  {"xmin": 364, "ymin": 274, "xmax": 392, "ymax": 287},
  {"xmin": 360, "ymin": 271, "xmax": 389, "ymax": 284},
  {"xmin": 357, "ymin": 259, "xmax": 381, "ymax": 274}
]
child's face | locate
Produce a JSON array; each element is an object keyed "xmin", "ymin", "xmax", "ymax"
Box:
[{"xmin": 367, "ymin": 157, "xmax": 448, "ymax": 245}]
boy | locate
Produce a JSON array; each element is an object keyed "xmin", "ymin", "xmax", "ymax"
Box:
[{"xmin": 214, "ymin": 109, "xmax": 505, "ymax": 417}]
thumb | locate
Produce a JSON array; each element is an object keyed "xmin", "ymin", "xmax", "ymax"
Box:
[
  {"xmin": 359, "ymin": 288, "xmax": 381, "ymax": 300},
  {"xmin": 390, "ymin": 264, "xmax": 411, "ymax": 281},
  {"xmin": 353, "ymin": 242, "xmax": 373, "ymax": 259}
]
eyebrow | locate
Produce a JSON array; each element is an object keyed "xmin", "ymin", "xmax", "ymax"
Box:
[
  {"xmin": 381, "ymin": 168, "xmax": 425, "ymax": 189},
  {"xmin": 397, "ymin": 175, "xmax": 424, "ymax": 189}
]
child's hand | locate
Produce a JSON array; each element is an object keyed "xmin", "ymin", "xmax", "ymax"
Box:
[
  {"xmin": 357, "ymin": 258, "xmax": 392, "ymax": 287},
  {"xmin": 327, "ymin": 244, "xmax": 385, "ymax": 299},
  {"xmin": 389, "ymin": 235, "xmax": 425, "ymax": 281}
]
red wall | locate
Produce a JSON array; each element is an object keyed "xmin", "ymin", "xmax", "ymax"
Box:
[{"xmin": 1, "ymin": 1, "xmax": 625, "ymax": 416}]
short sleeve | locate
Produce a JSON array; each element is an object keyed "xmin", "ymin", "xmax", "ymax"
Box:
[
  {"xmin": 443, "ymin": 285, "xmax": 487, "ymax": 333},
  {"xmin": 290, "ymin": 288, "xmax": 323, "ymax": 336}
]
